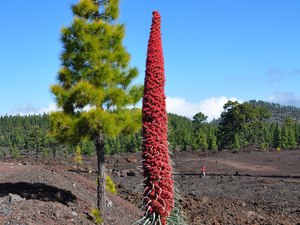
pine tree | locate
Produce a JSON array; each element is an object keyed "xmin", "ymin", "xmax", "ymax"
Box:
[
  {"xmin": 140, "ymin": 11, "xmax": 174, "ymax": 225},
  {"xmin": 208, "ymin": 128, "xmax": 218, "ymax": 151},
  {"xmin": 195, "ymin": 130, "xmax": 208, "ymax": 150},
  {"xmin": 50, "ymin": 0, "xmax": 143, "ymax": 217},
  {"xmin": 284, "ymin": 118, "xmax": 297, "ymax": 149},
  {"xmin": 273, "ymin": 123, "xmax": 281, "ymax": 148},
  {"xmin": 281, "ymin": 124, "xmax": 289, "ymax": 149},
  {"xmin": 231, "ymin": 133, "xmax": 241, "ymax": 151}
]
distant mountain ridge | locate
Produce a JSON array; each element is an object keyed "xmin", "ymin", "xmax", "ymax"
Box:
[{"xmin": 248, "ymin": 100, "xmax": 300, "ymax": 123}]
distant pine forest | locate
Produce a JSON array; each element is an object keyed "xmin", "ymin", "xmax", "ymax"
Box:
[{"xmin": 1, "ymin": 100, "xmax": 300, "ymax": 158}]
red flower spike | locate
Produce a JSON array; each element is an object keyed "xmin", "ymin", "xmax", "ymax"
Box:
[{"xmin": 142, "ymin": 11, "xmax": 174, "ymax": 225}]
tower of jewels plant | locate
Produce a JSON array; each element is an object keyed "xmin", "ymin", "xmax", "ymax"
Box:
[{"xmin": 140, "ymin": 11, "xmax": 174, "ymax": 225}]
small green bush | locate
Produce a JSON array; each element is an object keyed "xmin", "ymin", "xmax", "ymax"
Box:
[
  {"xmin": 95, "ymin": 175, "xmax": 117, "ymax": 195},
  {"xmin": 90, "ymin": 208, "xmax": 103, "ymax": 224},
  {"xmin": 106, "ymin": 175, "xmax": 117, "ymax": 195},
  {"xmin": 74, "ymin": 145, "xmax": 83, "ymax": 165}
]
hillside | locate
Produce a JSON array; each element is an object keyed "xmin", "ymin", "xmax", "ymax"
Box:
[{"xmin": 248, "ymin": 100, "xmax": 300, "ymax": 123}]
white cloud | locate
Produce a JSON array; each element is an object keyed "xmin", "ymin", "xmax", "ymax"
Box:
[
  {"xmin": 8, "ymin": 96, "xmax": 243, "ymax": 121},
  {"xmin": 38, "ymin": 103, "xmax": 58, "ymax": 114},
  {"xmin": 268, "ymin": 92, "xmax": 300, "ymax": 107},
  {"xmin": 9, "ymin": 103, "xmax": 58, "ymax": 116},
  {"xmin": 166, "ymin": 96, "xmax": 240, "ymax": 121}
]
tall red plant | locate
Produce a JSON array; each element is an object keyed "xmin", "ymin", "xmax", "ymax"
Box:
[{"xmin": 141, "ymin": 11, "xmax": 174, "ymax": 225}]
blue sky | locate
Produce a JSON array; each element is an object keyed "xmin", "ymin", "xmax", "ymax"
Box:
[{"xmin": 0, "ymin": 1, "xmax": 299, "ymax": 120}]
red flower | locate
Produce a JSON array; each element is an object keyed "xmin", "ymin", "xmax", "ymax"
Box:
[{"xmin": 142, "ymin": 11, "xmax": 174, "ymax": 225}]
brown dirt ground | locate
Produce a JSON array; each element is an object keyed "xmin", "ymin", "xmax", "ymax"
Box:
[
  {"xmin": 0, "ymin": 149, "xmax": 299, "ymax": 225},
  {"xmin": 0, "ymin": 161, "xmax": 142, "ymax": 225}
]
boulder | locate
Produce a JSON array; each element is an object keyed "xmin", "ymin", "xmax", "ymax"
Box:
[{"xmin": 8, "ymin": 193, "xmax": 25, "ymax": 203}]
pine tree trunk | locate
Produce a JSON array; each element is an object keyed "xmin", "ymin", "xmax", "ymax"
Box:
[{"xmin": 95, "ymin": 135, "xmax": 106, "ymax": 214}]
